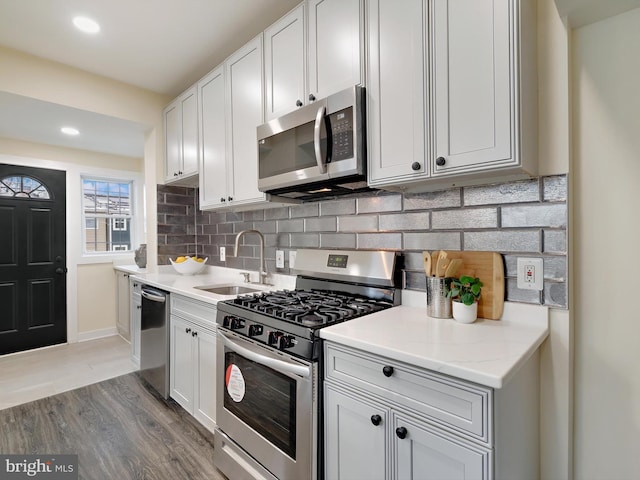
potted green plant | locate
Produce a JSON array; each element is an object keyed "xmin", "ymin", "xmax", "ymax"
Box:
[{"xmin": 448, "ymin": 275, "xmax": 483, "ymax": 323}]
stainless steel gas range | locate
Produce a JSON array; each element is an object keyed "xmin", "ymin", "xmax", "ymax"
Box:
[{"xmin": 213, "ymin": 249, "xmax": 402, "ymax": 480}]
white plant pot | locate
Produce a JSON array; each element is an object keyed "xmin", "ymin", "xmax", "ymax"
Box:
[{"xmin": 452, "ymin": 301, "xmax": 478, "ymax": 324}]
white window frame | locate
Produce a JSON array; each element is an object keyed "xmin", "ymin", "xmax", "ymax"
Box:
[{"xmin": 81, "ymin": 176, "xmax": 135, "ymax": 255}]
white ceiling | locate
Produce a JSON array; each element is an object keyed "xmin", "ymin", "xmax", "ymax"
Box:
[{"xmin": 0, "ymin": 0, "xmax": 299, "ymax": 158}]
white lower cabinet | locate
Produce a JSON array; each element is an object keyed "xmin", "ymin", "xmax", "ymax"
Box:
[
  {"xmin": 115, "ymin": 271, "xmax": 131, "ymax": 341},
  {"xmin": 324, "ymin": 342, "xmax": 539, "ymax": 480},
  {"xmin": 130, "ymin": 279, "xmax": 141, "ymax": 367},
  {"xmin": 169, "ymin": 295, "xmax": 217, "ymax": 433}
]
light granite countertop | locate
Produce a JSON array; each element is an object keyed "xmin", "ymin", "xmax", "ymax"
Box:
[{"xmin": 320, "ymin": 297, "xmax": 549, "ymax": 389}]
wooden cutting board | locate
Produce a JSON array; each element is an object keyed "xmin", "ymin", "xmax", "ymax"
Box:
[{"xmin": 440, "ymin": 250, "xmax": 505, "ymax": 320}]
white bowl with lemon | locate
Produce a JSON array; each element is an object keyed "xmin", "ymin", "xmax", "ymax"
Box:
[{"xmin": 169, "ymin": 256, "xmax": 208, "ymax": 275}]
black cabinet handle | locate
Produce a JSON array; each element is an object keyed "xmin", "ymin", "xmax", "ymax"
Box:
[
  {"xmin": 382, "ymin": 365, "xmax": 394, "ymax": 377},
  {"xmin": 296, "ymin": 99, "xmax": 303, "ymax": 107},
  {"xmin": 185, "ymin": 327, "xmax": 191, "ymax": 334},
  {"xmin": 411, "ymin": 162, "xmax": 421, "ymax": 171},
  {"xmin": 396, "ymin": 426, "xmax": 408, "ymax": 439},
  {"xmin": 309, "ymin": 93, "xmax": 316, "ymax": 102},
  {"xmin": 371, "ymin": 415, "xmax": 382, "ymax": 426},
  {"xmin": 436, "ymin": 156, "xmax": 446, "ymax": 166},
  {"xmin": 192, "ymin": 331, "xmax": 198, "ymax": 337}
]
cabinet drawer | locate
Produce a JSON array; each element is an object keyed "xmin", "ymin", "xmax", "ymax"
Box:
[
  {"xmin": 325, "ymin": 343, "xmax": 491, "ymax": 444},
  {"xmin": 171, "ymin": 295, "xmax": 217, "ymax": 329}
]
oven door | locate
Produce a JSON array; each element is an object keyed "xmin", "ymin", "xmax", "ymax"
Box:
[{"xmin": 216, "ymin": 329, "xmax": 317, "ymax": 480}]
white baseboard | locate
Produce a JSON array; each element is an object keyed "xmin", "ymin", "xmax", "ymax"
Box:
[{"xmin": 77, "ymin": 327, "xmax": 118, "ymax": 342}]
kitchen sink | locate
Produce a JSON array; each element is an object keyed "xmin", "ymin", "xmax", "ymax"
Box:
[{"xmin": 195, "ymin": 285, "xmax": 261, "ymax": 295}]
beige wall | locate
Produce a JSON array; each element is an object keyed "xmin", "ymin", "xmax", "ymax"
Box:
[
  {"xmin": 572, "ymin": 7, "xmax": 640, "ymax": 477},
  {"xmin": 77, "ymin": 264, "xmax": 120, "ymax": 334}
]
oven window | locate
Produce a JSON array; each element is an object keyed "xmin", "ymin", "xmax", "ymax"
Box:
[{"xmin": 224, "ymin": 351, "xmax": 297, "ymax": 459}]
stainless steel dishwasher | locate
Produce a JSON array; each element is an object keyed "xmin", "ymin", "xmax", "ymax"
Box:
[{"xmin": 140, "ymin": 285, "xmax": 170, "ymax": 398}]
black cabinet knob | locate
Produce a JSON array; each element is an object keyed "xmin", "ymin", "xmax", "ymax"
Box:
[
  {"xmin": 228, "ymin": 196, "xmax": 233, "ymax": 201},
  {"xmin": 220, "ymin": 197, "xmax": 226, "ymax": 202},
  {"xmin": 371, "ymin": 415, "xmax": 382, "ymax": 426},
  {"xmin": 174, "ymin": 172, "xmax": 178, "ymax": 177},
  {"xmin": 137, "ymin": 305, "xmax": 141, "ymax": 310},
  {"xmin": 436, "ymin": 156, "xmax": 446, "ymax": 166},
  {"xmin": 192, "ymin": 331, "xmax": 198, "ymax": 337},
  {"xmin": 185, "ymin": 327, "xmax": 191, "ymax": 334},
  {"xmin": 411, "ymin": 162, "xmax": 421, "ymax": 171},
  {"xmin": 382, "ymin": 365, "xmax": 394, "ymax": 377},
  {"xmin": 296, "ymin": 99, "xmax": 303, "ymax": 107},
  {"xmin": 395, "ymin": 426, "xmax": 408, "ymax": 439},
  {"xmin": 309, "ymin": 93, "xmax": 316, "ymax": 102},
  {"xmin": 178, "ymin": 170, "xmax": 183, "ymax": 175}
]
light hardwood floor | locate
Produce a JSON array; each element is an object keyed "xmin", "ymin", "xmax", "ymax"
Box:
[{"xmin": 0, "ymin": 335, "xmax": 137, "ymax": 411}]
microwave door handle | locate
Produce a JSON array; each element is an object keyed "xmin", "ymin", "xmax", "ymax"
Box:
[
  {"xmin": 313, "ymin": 105, "xmax": 328, "ymax": 174},
  {"xmin": 219, "ymin": 332, "xmax": 311, "ymax": 378}
]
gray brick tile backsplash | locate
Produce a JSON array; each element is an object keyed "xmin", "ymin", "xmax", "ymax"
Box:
[
  {"xmin": 465, "ymin": 230, "xmax": 541, "ymax": 252},
  {"xmin": 320, "ymin": 198, "xmax": 356, "ymax": 216},
  {"xmin": 357, "ymin": 194, "xmax": 402, "ymax": 213},
  {"xmin": 464, "ymin": 179, "xmax": 540, "ymax": 205},
  {"xmin": 357, "ymin": 233, "xmax": 402, "ymax": 250},
  {"xmin": 404, "ymin": 188, "xmax": 461, "ymax": 210},
  {"xmin": 403, "ymin": 232, "xmax": 462, "ymax": 251},
  {"xmin": 338, "ymin": 215, "xmax": 378, "ymax": 232},
  {"xmin": 379, "ymin": 212, "xmax": 430, "ymax": 231},
  {"xmin": 543, "ymin": 175, "xmax": 568, "ymax": 202},
  {"xmin": 502, "ymin": 204, "xmax": 567, "ymax": 228},
  {"xmin": 158, "ymin": 174, "xmax": 568, "ymax": 308},
  {"xmin": 320, "ymin": 233, "xmax": 357, "ymax": 249},
  {"xmin": 432, "ymin": 208, "xmax": 498, "ymax": 230}
]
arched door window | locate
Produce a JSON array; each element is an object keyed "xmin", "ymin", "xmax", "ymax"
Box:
[{"xmin": 0, "ymin": 175, "xmax": 51, "ymax": 199}]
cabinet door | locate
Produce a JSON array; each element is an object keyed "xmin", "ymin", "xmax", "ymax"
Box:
[
  {"xmin": 198, "ymin": 66, "xmax": 228, "ymax": 209},
  {"xmin": 116, "ymin": 272, "xmax": 131, "ymax": 341},
  {"xmin": 130, "ymin": 291, "xmax": 141, "ymax": 367},
  {"xmin": 264, "ymin": 3, "xmax": 306, "ymax": 120},
  {"xmin": 225, "ymin": 35, "xmax": 266, "ymax": 205},
  {"xmin": 170, "ymin": 316, "xmax": 194, "ymax": 413},
  {"xmin": 164, "ymin": 100, "xmax": 181, "ymax": 181},
  {"xmin": 367, "ymin": 0, "xmax": 428, "ymax": 186},
  {"xmin": 431, "ymin": 0, "xmax": 513, "ymax": 175},
  {"xmin": 193, "ymin": 326, "xmax": 217, "ymax": 433},
  {"xmin": 324, "ymin": 384, "xmax": 387, "ymax": 480},
  {"xmin": 393, "ymin": 413, "xmax": 491, "ymax": 480},
  {"xmin": 308, "ymin": 0, "xmax": 363, "ymax": 100},
  {"xmin": 181, "ymin": 86, "xmax": 199, "ymax": 177}
]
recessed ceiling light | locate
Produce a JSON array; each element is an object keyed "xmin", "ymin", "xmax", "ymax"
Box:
[
  {"xmin": 73, "ymin": 16, "xmax": 100, "ymax": 34},
  {"xmin": 61, "ymin": 127, "xmax": 80, "ymax": 136}
]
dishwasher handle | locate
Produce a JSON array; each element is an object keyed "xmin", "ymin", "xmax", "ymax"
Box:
[{"xmin": 141, "ymin": 288, "xmax": 167, "ymax": 303}]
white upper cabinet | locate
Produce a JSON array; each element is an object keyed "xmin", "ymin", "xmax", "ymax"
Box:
[
  {"xmin": 264, "ymin": 4, "xmax": 306, "ymax": 120},
  {"xmin": 367, "ymin": 0, "xmax": 428, "ymax": 185},
  {"xmin": 225, "ymin": 35, "xmax": 266, "ymax": 206},
  {"xmin": 308, "ymin": 0, "xmax": 364, "ymax": 101},
  {"xmin": 431, "ymin": 0, "xmax": 513, "ymax": 175},
  {"xmin": 164, "ymin": 86, "xmax": 199, "ymax": 185},
  {"xmin": 368, "ymin": 0, "xmax": 537, "ymax": 192},
  {"xmin": 198, "ymin": 66, "xmax": 227, "ymax": 209}
]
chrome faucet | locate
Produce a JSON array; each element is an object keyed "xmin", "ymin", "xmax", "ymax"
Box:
[{"xmin": 234, "ymin": 229, "xmax": 268, "ymax": 284}]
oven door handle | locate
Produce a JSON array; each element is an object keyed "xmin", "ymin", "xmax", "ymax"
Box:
[
  {"xmin": 313, "ymin": 105, "xmax": 327, "ymax": 174},
  {"xmin": 219, "ymin": 333, "xmax": 311, "ymax": 379}
]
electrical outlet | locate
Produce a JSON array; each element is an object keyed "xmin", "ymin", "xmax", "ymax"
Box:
[
  {"xmin": 275, "ymin": 250, "xmax": 285, "ymax": 268},
  {"xmin": 517, "ymin": 257, "xmax": 543, "ymax": 291},
  {"xmin": 220, "ymin": 246, "xmax": 226, "ymax": 262},
  {"xmin": 289, "ymin": 250, "xmax": 297, "ymax": 269}
]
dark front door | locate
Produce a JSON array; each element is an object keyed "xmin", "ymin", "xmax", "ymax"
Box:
[{"xmin": 0, "ymin": 164, "xmax": 67, "ymax": 355}]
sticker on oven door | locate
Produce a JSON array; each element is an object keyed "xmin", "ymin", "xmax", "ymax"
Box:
[{"xmin": 225, "ymin": 364, "xmax": 246, "ymax": 402}]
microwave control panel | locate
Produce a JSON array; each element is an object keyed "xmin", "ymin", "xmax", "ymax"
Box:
[{"xmin": 329, "ymin": 107, "xmax": 354, "ymax": 161}]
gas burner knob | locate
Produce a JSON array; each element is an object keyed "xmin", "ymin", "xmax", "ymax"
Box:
[
  {"xmin": 229, "ymin": 317, "xmax": 245, "ymax": 330},
  {"xmin": 248, "ymin": 324, "xmax": 263, "ymax": 337},
  {"xmin": 279, "ymin": 335, "xmax": 294, "ymax": 350},
  {"xmin": 268, "ymin": 331, "xmax": 283, "ymax": 345},
  {"xmin": 223, "ymin": 316, "xmax": 234, "ymax": 328}
]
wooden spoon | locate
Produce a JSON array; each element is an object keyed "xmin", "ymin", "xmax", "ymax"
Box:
[
  {"xmin": 435, "ymin": 250, "xmax": 449, "ymax": 277},
  {"xmin": 444, "ymin": 258, "xmax": 463, "ymax": 278},
  {"xmin": 422, "ymin": 251, "xmax": 432, "ymax": 276}
]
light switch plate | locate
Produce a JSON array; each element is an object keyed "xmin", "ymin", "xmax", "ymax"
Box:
[
  {"xmin": 275, "ymin": 250, "xmax": 285, "ymax": 268},
  {"xmin": 517, "ymin": 257, "xmax": 544, "ymax": 290},
  {"xmin": 289, "ymin": 250, "xmax": 297, "ymax": 269},
  {"xmin": 220, "ymin": 246, "xmax": 226, "ymax": 262}
]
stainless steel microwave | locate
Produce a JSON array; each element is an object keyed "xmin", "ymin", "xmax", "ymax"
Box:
[{"xmin": 257, "ymin": 85, "xmax": 368, "ymax": 200}]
